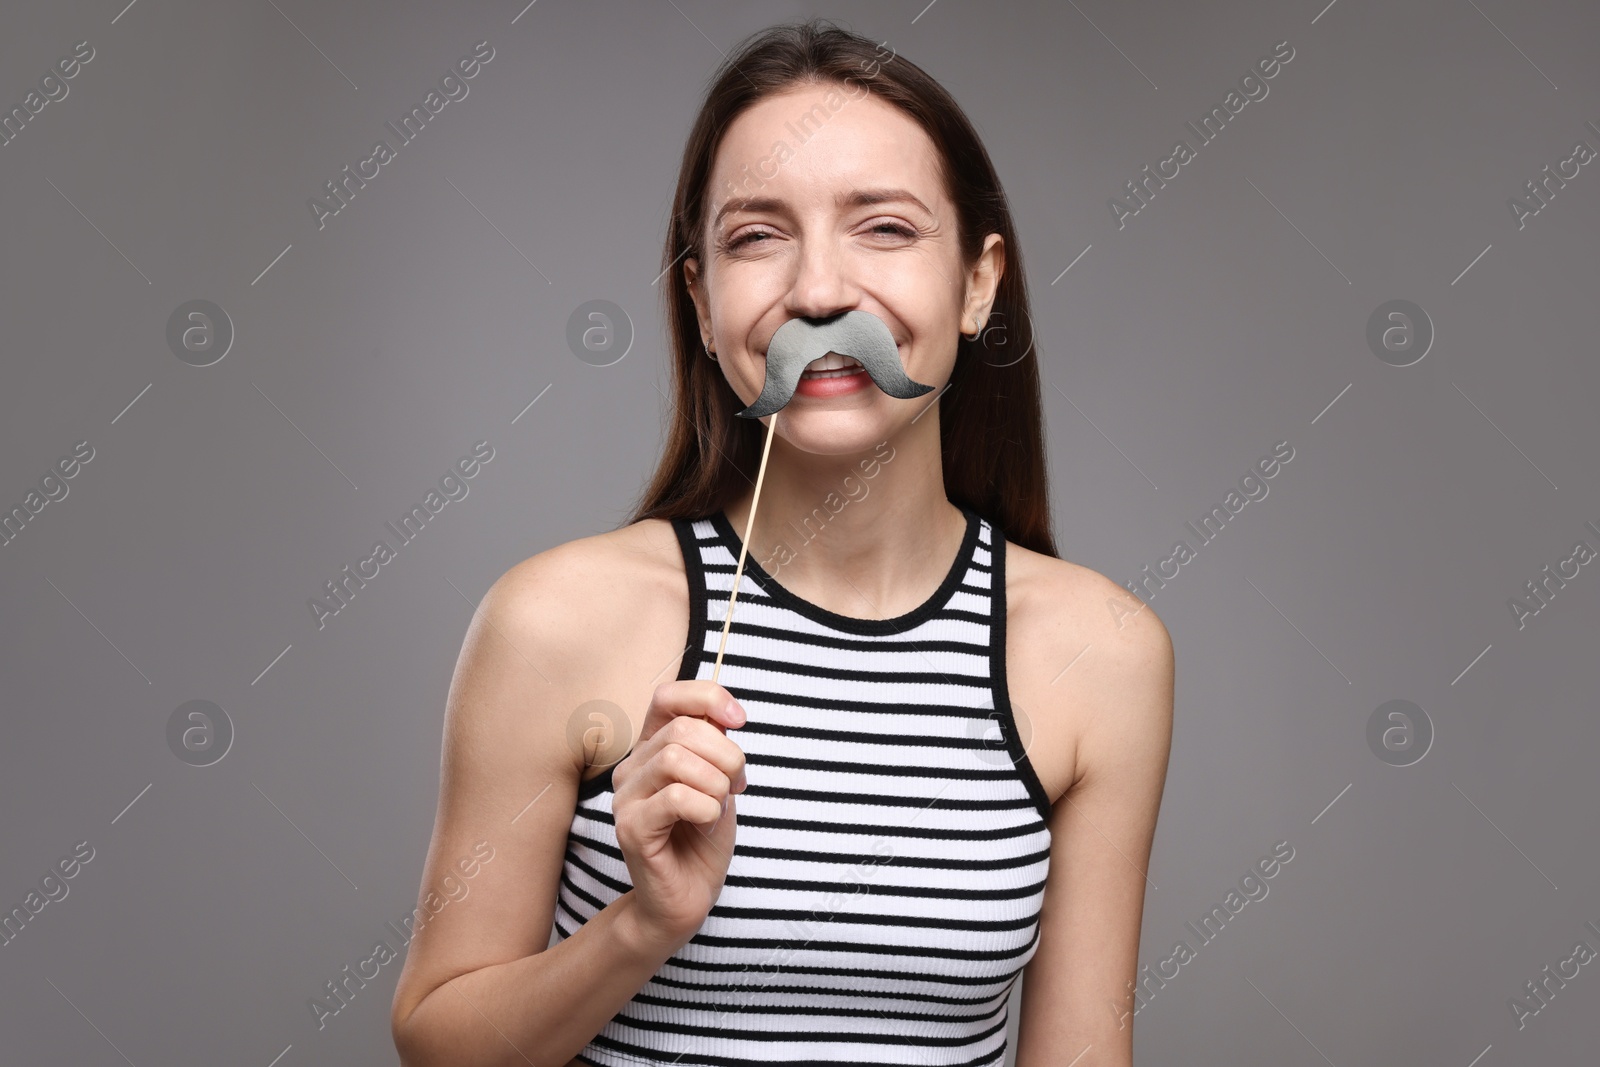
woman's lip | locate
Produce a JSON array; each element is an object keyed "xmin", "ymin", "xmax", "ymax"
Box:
[
  {"xmin": 794, "ymin": 364, "xmax": 871, "ymax": 396},
  {"xmin": 805, "ymin": 354, "xmax": 864, "ymax": 371}
]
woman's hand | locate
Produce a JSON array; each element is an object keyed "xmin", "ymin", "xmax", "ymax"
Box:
[{"xmin": 612, "ymin": 680, "xmax": 747, "ymax": 954}]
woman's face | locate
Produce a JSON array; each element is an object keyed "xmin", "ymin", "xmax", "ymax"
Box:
[{"xmin": 685, "ymin": 80, "xmax": 1003, "ymax": 454}]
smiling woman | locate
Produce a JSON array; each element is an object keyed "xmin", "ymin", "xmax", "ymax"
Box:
[{"xmin": 390, "ymin": 18, "xmax": 1173, "ymax": 1067}]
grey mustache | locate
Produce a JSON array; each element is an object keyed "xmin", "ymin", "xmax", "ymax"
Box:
[{"xmin": 735, "ymin": 310, "xmax": 936, "ymax": 419}]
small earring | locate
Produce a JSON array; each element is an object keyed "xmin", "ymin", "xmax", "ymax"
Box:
[{"xmin": 703, "ymin": 339, "xmax": 718, "ymax": 362}]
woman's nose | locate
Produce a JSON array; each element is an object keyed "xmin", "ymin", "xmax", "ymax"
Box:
[{"xmin": 784, "ymin": 240, "xmax": 858, "ymax": 320}]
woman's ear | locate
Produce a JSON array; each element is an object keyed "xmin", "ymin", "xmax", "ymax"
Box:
[
  {"xmin": 961, "ymin": 234, "xmax": 1006, "ymax": 335},
  {"xmin": 684, "ymin": 256, "xmax": 713, "ymax": 343}
]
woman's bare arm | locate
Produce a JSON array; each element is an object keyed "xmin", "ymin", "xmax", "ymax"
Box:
[
  {"xmin": 389, "ymin": 542, "xmax": 686, "ymax": 1067},
  {"xmin": 1013, "ymin": 574, "xmax": 1175, "ymax": 1067}
]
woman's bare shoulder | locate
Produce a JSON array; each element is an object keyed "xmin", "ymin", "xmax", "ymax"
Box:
[
  {"xmin": 1003, "ymin": 541, "xmax": 1174, "ymax": 800},
  {"xmin": 494, "ymin": 517, "xmax": 682, "ymax": 592},
  {"xmin": 1004, "ymin": 540, "xmax": 1170, "ymax": 653},
  {"xmin": 478, "ymin": 517, "xmax": 690, "ymax": 681}
]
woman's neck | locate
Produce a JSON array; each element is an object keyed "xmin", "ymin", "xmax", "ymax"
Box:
[{"xmin": 721, "ymin": 418, "xmax": 967, "ymax": 621}]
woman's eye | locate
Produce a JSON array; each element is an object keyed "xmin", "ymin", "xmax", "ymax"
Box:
[
  {"xmin": 727, "ymin": 230, "xmax": 774, "ymax": 249},
  {"xmin": 724, "ymin": 222, "xmax": 915, "ymax": 250},
  {"xmin": 866, "ymin": 221, "xmax": 917, "ymax": 240}
]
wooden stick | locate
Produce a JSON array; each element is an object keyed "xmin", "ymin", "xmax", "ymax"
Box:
[{"xmin": 711, "ymin": 411, "xmax": 778, "ymax": 684}]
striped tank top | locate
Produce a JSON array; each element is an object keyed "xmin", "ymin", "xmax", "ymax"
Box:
[{"xmin": 552, "ymin": 504, "xmax": 1054, "ymax": 1067}]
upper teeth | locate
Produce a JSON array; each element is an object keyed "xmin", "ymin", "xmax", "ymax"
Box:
[{"xmin": 804, "ymin": 353, "xmax": 863, "ymax": 372}]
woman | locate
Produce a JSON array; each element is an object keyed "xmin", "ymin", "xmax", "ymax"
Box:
[{"xmin": 391, "ymin": 19, "xmax": 1172, "ymax": 1067}]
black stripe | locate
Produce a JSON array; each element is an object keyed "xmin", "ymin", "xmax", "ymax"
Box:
[
  {"xmin": 573, "ymin": 830, "xmax": 1050, "ymax": 872},
  {"xmin": 582, "ymin": 1037, "xmax": 1007, "ymax": 1067},
  {"xmin": 657, "ymin": 948, "xmax": 1036, "ymax": 984},
  {"xmin": 564, "ymin": 828, "xmax": 623, "ymax": 860},
  {"xmin": 645, "ymin": 973, "xmax": 1011, "ymax": 1005},
  {"xmin": 701, "ymin": 564, "xmax": 998, "ymax": 600},
  {"xmin": 607, "ymin": 1007, "xmax": 1007, "ymax": 1046},
  {"xmin": 575, "ymin": 807, "xmax": 1047, "ymax": 841},
  {"xmin": 555, "ymin": 889, "xmax": 595, "ymax": 929},
  {"xmin": 574, "ymin": 767, "xmax": 613, "ymax": 800},
  {"xmin": 705, "ymin": 897, "xmax": 1047, "ymax": 927},
  {"xmin": 705, "ymin": 588, "xmax": 994, "ymax": 630},
  {"xmin": 716, "ymin": 876, "xmax": 1048, "ymax": 903},
  {"xmin": 987, "ymin": 526, "xmax": 1057, "ymax": 826},
  {"xmin": 729, "ymin": 720, "xmax": 1004, "ymax": 749},
  {"xmin": 564, "ymin": 848, "xmax": 630, "ymax": 895},
  {"xmin": 626, "ymin": 990, "xmax": 1006, "ymax": 1024},
  {"xmin": 695, "ymin": 617, "xmax": 992, "ymax": 655},
  {"xmin": 731, "ymin": 843, "xmax": 1052, "ymax": 871},
  {"xmin": 592, "ymin": 1012, "xmax": 1008, "ymax": 1050},
  {"xmin": 745, "ymin": 752, "xmax": 1020, "ymax": 780},
  {"xmin": 698, "ymin": 685, "xmax": 1026, "ymax": 722},
  {"xmin": 737, "ymin": 784, "xmax": 1036, "ymax": 811},
  {"xmin": 561, "ymin": 863, "xmax": 1050, "ymax": 907},
  {"xmin": 684, "ymin": 933, "xmax": 1038, "ymax": 963},
  {"xmin": 558, "ymin": 870, "xmax": 608, "ymax": 914},
  {"xmin": 672, "ymin": 514, "xmax": 708, "ymax": 684},
  {"xmin": 562, "ymin": 851, "xmax": 1050, "ymax": 895},
  {"xmin": 705, "ymin": 651, "xmax": 993, "ymax": 688}
]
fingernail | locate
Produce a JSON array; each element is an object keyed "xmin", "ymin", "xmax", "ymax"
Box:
[{"xmin": 726, "ymin": 698, "xmax": 746, "ymax": 726}]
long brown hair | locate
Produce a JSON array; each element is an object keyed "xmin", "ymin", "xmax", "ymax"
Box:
[{"xmin": 624, "ymin": 17, "xmax": 1057, "ymax": 559}]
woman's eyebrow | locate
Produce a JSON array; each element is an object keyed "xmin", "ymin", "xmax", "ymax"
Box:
[
  {"xmin": 841, "ymin": 187, "xmax": 933, "ymax": 215},
  {"xmin": 713, "ymin": 188, "xmax": 934, "ymax": 228},
  {"xmin": 713, "ymin": 196, "xmax": 785, "ymax": 228}
]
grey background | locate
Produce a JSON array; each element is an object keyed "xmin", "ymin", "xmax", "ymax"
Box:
[{"xmin": 2, "ymin": 0, "xmax": 1597, "ymax": 1064}]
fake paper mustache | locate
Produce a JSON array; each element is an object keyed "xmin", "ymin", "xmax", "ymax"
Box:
[{"xmin": 735, "ymin": 310, "xmax": 936, "ymax": 419}]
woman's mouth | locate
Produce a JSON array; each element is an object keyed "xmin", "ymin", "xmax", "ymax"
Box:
[
  {"xmin": 793, "ymin": 352, "xmax": 872, "ymax": 397},
  {"xmin": 798, "ymin": 352, "xmax": 865, "ymax": 380}
]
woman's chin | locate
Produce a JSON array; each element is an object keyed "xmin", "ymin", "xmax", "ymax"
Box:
[{"xmin": 766, "ymin": 408, "xmax": 896, "ymax": 457}]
